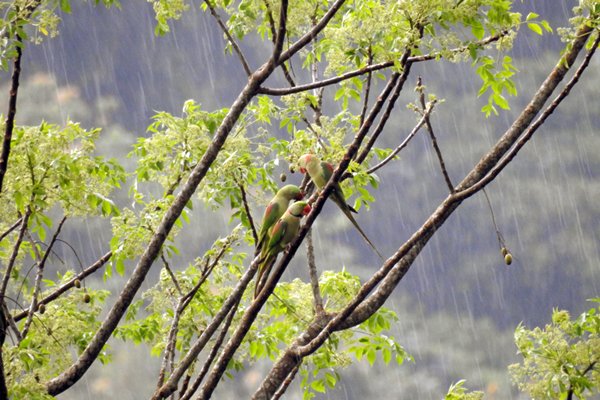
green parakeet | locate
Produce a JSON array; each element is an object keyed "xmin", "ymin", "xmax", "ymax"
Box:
[
  {"xmin": 256, "ymin": 184, "xmax": 304, "ymax": 254},
  {"xmin": 297, "ymin": 153, "xmax": 383, "ymax": 260},
  {"xmin": 255, "ymin": 200, "xmax": 311, "ymax": 298}
]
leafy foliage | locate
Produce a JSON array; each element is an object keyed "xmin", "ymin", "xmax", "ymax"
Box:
[
  {"xmin": 509, "ymin": 300, "xmax": 600, "ymax": 399},
  {"xmin": 6, "ymin": 282, "xmax": 110, "ymax": 399}
]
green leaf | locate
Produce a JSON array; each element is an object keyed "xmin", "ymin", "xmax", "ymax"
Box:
[
  {"xmin": 527, "ymin": 22, "xmax": 543, "ymax": 36},
  {"xmin": 311, "ymin": 379, "xmax": 326, "ymax": 393},
  {"xmin": 525, "ymin": 12, "xmax": 539, "ymax": 21},
  {"xmin": 60, "ymin": 0, "xmax": 72, "ymax": 13}
]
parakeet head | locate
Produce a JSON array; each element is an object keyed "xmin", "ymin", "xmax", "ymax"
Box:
[
  {"xmin": 278, "ymin": 184, "xmax": 304, "ymax": 201},
  {"xmin": 297, "ymin": 154, "xmax": 317, "ymax": 174},
  {"xmin": 287, "ymin": 201, "xmax": 311, "ymax": 217}
]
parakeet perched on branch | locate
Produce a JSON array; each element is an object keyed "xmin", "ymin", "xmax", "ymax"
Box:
[
  {"xmin": 256, "ymin": 184, "xmax": 303, "ymax": 254},
  {"xmin": 297, "ymin": 153, "xmax": 383, "ymax": 260},
  {"xmin": 254, "ymin": 200, "xmax": 311, "ymax": 298}
]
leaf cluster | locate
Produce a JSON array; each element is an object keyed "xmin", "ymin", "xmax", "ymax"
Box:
[{"xmin": 509, "ymin": 300, "xmax": 600, "ymax": 399}]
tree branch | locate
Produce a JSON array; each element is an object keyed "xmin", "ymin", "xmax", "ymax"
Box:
[
  {"xmin": 277, "ymin": 0, "xmax": 346, "ymax": 65},
  {"xmin": 238, "ymin": 181, "xmax": 258, "ymax": 245},
  {"xmin": 20, "ymin": 216, "xmax": 67, "ymax": 340},
  {"xmin": 151, "ymin": 254, "xmax": 260, "ymax": 399},
  {"xmin": 417, "ymin": 77, "xmax": 454, "ymax": 192},
  {"xmin": 0, "ymin": 34, "xmax": 22, "ymax": 193},
  {"xmin": 271, "ymin": 0, "xmax": 288, "ymax": 63},
  {"xmin": 306, "ymin": 229, "xmax": 324, "ymax": 315},
  {"xmin": 260, "ymin": 31, "xmax": 509, "ymax": 95},
  {"xmin": 204, "ymin": 0, "xmax": 252, "ymax": 76},
  {"xmin": 13, "ymin": 251, "xmax": 112, "ymax": 322},
  {"xmin": 364, "ymin": 100, "xmax": 435, "ymax": 175},
  {"xmin": 0, "ymin": 208, "xmax": 31, "ymax": 301}
]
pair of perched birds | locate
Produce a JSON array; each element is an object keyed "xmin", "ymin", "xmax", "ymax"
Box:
[{"xmin": 254, "ymin": 154, "xmax": 382, "ymax": 298}]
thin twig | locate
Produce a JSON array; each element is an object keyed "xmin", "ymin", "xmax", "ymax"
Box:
[
  {"xmin": 366, "ymin": 100, "xmax": 436, "ymax": 175},
  {"xmin": 204, "ymin": 0, "xmax": 252, "ymax": 76},
  {"xmin": 482, "ymin": 189, "xmax": 504, "ymax": 248},
  {"xmin": 0, "ymin": 208, "xmax": 31, "ymax": 300},
  {"xmin": 0, "ymin": 217, "xmax": 23, "ymax": 242},
  {"xmin": 238, "ymin": 182, "xmax": 258, "ymax": 245},
  {"xmin": 359, "ymin": 47, "xmax": 373, "ymax": 128},
  {"xmin": 21, "ymin": 216, "xmax": 67, "ymax": 340},
  {"xmin": 13, "ymin": 251, "xmax": 112, "ymax": 322},
  {"xmin": 0, "ymin": 34, "xmax": 22, "ymax": 193},
  {"xmin": 417, "ymin": 77, "xmax": 454, "ymax": 192},
  {"xmin": 161, "ymin": 254, "xmax": 183, "ymax": 296},
  {"xmin": 306, "ymin": 229, "xmax": 324, "ymax": 315}
]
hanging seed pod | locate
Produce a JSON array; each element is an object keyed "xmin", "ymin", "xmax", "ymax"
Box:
[
  {"xmin": 74, "ymin": 279, "xmax": 81, "ymax": 288},
  {"xmin": 280, "ymin": 172, "xmax": 287, "ymax": 182},
  {"xmin": 501, "ymin": 247, "xmax": 508, "ymax": 256},
  {"xmin": 83, "ymin": 293, "xmax": 91, "ymax": 303},
  {"xmin": 504, "ymin": 253, "xmax": 513, "ymax": 265},
  {"xmin": 38, "ymin": 304, "xmax": 46, "ymax": 314}
]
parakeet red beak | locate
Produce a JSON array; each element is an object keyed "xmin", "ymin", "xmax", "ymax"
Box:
[
  {"xmin": 299, "ymin": 167, "xmax": 306, "ymax": 174},
  {"xmin": 296, "ymin": 192, "xmax": 305, "ymax": 200},
  {"xmin": 302, "ymin": 204, "xmax": 312, "ymax": 215}
]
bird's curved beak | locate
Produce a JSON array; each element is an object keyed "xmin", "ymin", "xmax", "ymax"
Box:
[
  {"xmin": 296, "ymin": 192, "xmax": 305, "ymax": 200},
  {"xmin": 299, "ymin": 167, "xmax": 306, "ymax": 174},
  {"xmin": 302, "ymin": 204, "xmax": 312, "ymax": 215}
]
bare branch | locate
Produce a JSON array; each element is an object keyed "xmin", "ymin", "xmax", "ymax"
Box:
[
  {"xmin": 306, "ymin": 229, "xmax": 324, "ymax": 315},
  {"xmin": 417, "ymin": 77, "xmax": 454, "ymax": 191},
  {"xmin": 271, "ymin": 0, "xmax": 289, "ymax": 63},
  {"xmin": 359, "ymin": 48, "xmax": 373, "ymax": 128},
  {"xmin": 161, "ymin": 254, "xmax": 182, "ymax": 297},
  {"xmin": 13, "ymin": 251, "xmax": 112, "ymax": 322},
  {"xmin": 353, "ymin": 55, "xmax": 417, "ymax": 166},
  {"xmin": 21, "ymin": 216, "xmax": 67, "ymax": 340},
  {"xmin": 152, "ymin": 254, "xmax": 260, "ymax": 399},
  {"xmin": 238, "ymin": 182, "xmax": 258, "ymax": 245},
  {"xmin": 277, "ymin": 0, "xmax": 346, "ymax": 65},
  {"xmin": 204, "ymin": 0, "xmax": 252, "ymax": 76},
  {"xmin": 365, "ymin": 101, "xmax": 435, "ymax": 175},
  {"xmin": 0, "ymin": 217, "xmax": 23, "ymax": 242},
  {"xmin": 0, "ymin": 34, "xmax": 22, "ymax": 193},
  {"xmin": 0, "ymin": 209, "xmax": 31, "ymax": 301}
]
